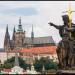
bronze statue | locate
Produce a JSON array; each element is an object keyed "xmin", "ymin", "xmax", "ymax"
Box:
[
  {"xmin": 48, "ymin": 14, "xmax": 75, "ymax": 69},
  {"xmin": 48, "ymin": 15, "xmax": 69, "ymax": 38},
  {"xmin": 48, "ymin": 15, "xmax": 69, "ymax": 68},
  {"xmin": 66, "ymin": 23, "xmax": 75, "ymax": 68}
]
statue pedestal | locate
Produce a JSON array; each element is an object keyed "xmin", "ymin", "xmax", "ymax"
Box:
[{"xmin": 56, "ymin": 70, "xmax": 75, "ymax": 74}]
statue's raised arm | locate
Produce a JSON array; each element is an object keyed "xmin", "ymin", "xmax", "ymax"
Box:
[
  {"xmin": 48, "ymin": 22, "xmax": 61, "ymax": 30},
  {"xmin": 48, "ymin": 15, "xmax": 70, "ymax": 38}
]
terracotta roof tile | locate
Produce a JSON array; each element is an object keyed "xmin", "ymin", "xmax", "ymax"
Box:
[
  {"xmin": 3, "ymin": 69, "xmax": 11, "ymax": 72},
  {"xmin": 19, "ymin": 46, "xmax": 57, "ymax": 54}
]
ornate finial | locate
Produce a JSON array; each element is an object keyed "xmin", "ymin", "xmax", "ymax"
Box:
[{"xmin": 19, "ymin": 17, "xmax": 21, "ymax": 25}]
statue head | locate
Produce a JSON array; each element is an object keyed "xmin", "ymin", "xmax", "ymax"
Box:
[{"xmin": 62, "ymin": 15, "xmax": 69, "ymax": 25}]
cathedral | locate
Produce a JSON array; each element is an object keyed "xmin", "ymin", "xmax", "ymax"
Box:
[{"xmin": 4, "ymin": 18, "xmax": 55, "ymax": 52}]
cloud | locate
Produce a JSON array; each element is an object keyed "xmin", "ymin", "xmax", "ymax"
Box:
[
  {"xmin": 1, "ymin": 7, "xmax": 38, "ymax": 16},
  {"xmin": 0, "ymin": 1, "xmax": 75, "ymax": 48}
]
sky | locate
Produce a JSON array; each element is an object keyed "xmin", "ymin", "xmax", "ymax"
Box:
[{"xmin": 0, "ymin": 1, "xmax": 75, "ymax": 48}]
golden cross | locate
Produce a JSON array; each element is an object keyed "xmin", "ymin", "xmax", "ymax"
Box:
[{"xmin": 63, "ymin": 4, "xmax": 75, "ymax": 38}]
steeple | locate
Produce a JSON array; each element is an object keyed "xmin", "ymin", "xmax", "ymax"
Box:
[
  {"xmin": 6, "ymin": 24, "xmax": 8, "ymax": 34},
  {"xmin": 13, "ymin": 26, "xmax": 16, "ymax": 33},
  {"xmin": 5, "ymin": 24, "xmax": 10, "ymax": 38},
  {"xmin": 17, "ymin": 17, "xmax": 23, "ymax": 32},
  {"xmin": 19, "ymin": 17, "xmax": 21, "ymax": 25},
  {"xmin": 12, "ymin": 26, "xmax": 16, "ymax": 40},
  {"xmin": 31, "ymin": 25, "xmax": 34, "ymax": 39},
  {"xmin": 31, "ymin": 25, "xmax": 34, "ymax": 46},
  {"xmin": 4, "ymin": 24, "xmax": 10, "ymax": 41},
  {"xmin": 4, "ymin": 24, "xmax": 10, "ymax": 51}
]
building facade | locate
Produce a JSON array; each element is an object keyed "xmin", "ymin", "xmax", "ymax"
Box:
[
  {"xmin": 4, "ymin": 18, "xmax": 55, "ymax": 52},
  {"xmin": 19, "ymin": 46, "xmax": 58, "ymax": 64}
]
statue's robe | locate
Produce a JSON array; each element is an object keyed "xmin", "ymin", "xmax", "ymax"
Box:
[{"xmin": 67, "ymin": 24, "xmax": 75, "ymax": 67}]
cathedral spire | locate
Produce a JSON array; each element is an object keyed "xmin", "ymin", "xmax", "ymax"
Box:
[
  {"xmin": 18, "ymin": 17, "xmax": 23, "ymax": 32},
  {"xmin": 31, "ymin": 25, "xmax": 34, "ymax": 46},
  {"xmin": 6, "ymin": 24, "xmax": 8, "ymax": 34},
  {"xmin": 12, "ymin": 26, "xmax": 16, "ymax": 40},
  {"xmin": 4, "ymin": 24, "xmax": 10, "ymax": 51},
  {"xmin": 13, "ymin": 26, "xmax": 16, "ymax": 33},
  {"xmin": 5, "ymin": 24, "xmax": 10, "ymax": 39},
  {"xmin": 19, "ymin": 17, "xmax": 21, "ymax": 25},
  {"xmin": 31, "ymin": 25, "xmax": 34, "ymax": 39}
]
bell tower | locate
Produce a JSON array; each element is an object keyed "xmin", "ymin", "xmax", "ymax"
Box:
[{"xmin": 14, "ymin": 17, "xmax": 25, "ymax": 48}]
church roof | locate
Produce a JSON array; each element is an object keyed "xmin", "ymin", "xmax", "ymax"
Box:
[
  {"xmin": 19, "ymin": 46, "xmax": 57, "ymax": 54},
  {"xmin": 24, "ymin": 36, "xmax": 55, "ymax": 45}
]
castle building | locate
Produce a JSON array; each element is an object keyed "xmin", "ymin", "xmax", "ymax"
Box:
[
  {"xmin": 0, "ymin": 17, "xmax": 58, "ymax": 65},
  {"xmin": 4, "ymin": 17, "xmax": 55, "ymax": 52}
]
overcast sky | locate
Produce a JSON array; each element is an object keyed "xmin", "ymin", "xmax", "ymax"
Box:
[{"xmin": 0, "ymin": 1, "xmax": 75, "ymax": 48}]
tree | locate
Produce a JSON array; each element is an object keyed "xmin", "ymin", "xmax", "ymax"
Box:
[
  {"xmin": 19, "ymin": 57, "xmax": 31, "ymax": 70},
  {"xmin": 0, "ymin": 64, "xmax": 4, "ymax": 71},
  {"xmin": 34, "ymin": 57, "xmax": 58, "ymax": 72},
  {"xmin": 3, "ymin": 63, "xmax": 13, "ymax": 69},
  {"xmin": 4, "ymin": 57, "xmax": 31, "ymax": 69}
]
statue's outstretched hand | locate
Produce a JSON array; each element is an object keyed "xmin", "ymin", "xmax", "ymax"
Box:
[{"xmin": 48, "ymin": 22, "xmax": 54, "ymax": 26}]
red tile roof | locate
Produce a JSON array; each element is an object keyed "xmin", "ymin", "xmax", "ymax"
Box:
[
  {"xmin": 19, "ymin": 46, "xmax": 57, "ymax": 54},
  {"xmin": 2, "ymin": 69, "xmax": 11, "ymax": 72}
]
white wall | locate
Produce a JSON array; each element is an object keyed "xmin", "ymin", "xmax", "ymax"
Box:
[{"xmin": 0, "ymin": 52, "xmax": 15, "ymax": 64}]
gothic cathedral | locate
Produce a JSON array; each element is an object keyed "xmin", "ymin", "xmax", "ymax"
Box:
[{"xmin": 4, "ymin": 18, "xmax": 55, "ymax": 52}]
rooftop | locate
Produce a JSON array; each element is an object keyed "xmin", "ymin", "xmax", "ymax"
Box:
[
  {"xmin": 24, "ymin": 36, "xmax": 55, "ymax": 45},
  {"xmin": 19, "ymin": 46, "xmax": 57, "ymax": 54}
]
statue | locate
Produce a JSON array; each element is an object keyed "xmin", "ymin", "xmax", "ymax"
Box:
[
  {"xmin": 48, "ymin": 15, "xmax": 69, "ymax": 38},
  {"xmin": 66, "ymin": 23, "xmax": 75, "ymax": 68},
  {"xmin": 48, "ymin": 15, "xmax": 69, "ymax": 68},
  {"xmin": 48, "ymin": 14, "xmax": 75, "ymax": 69}
]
